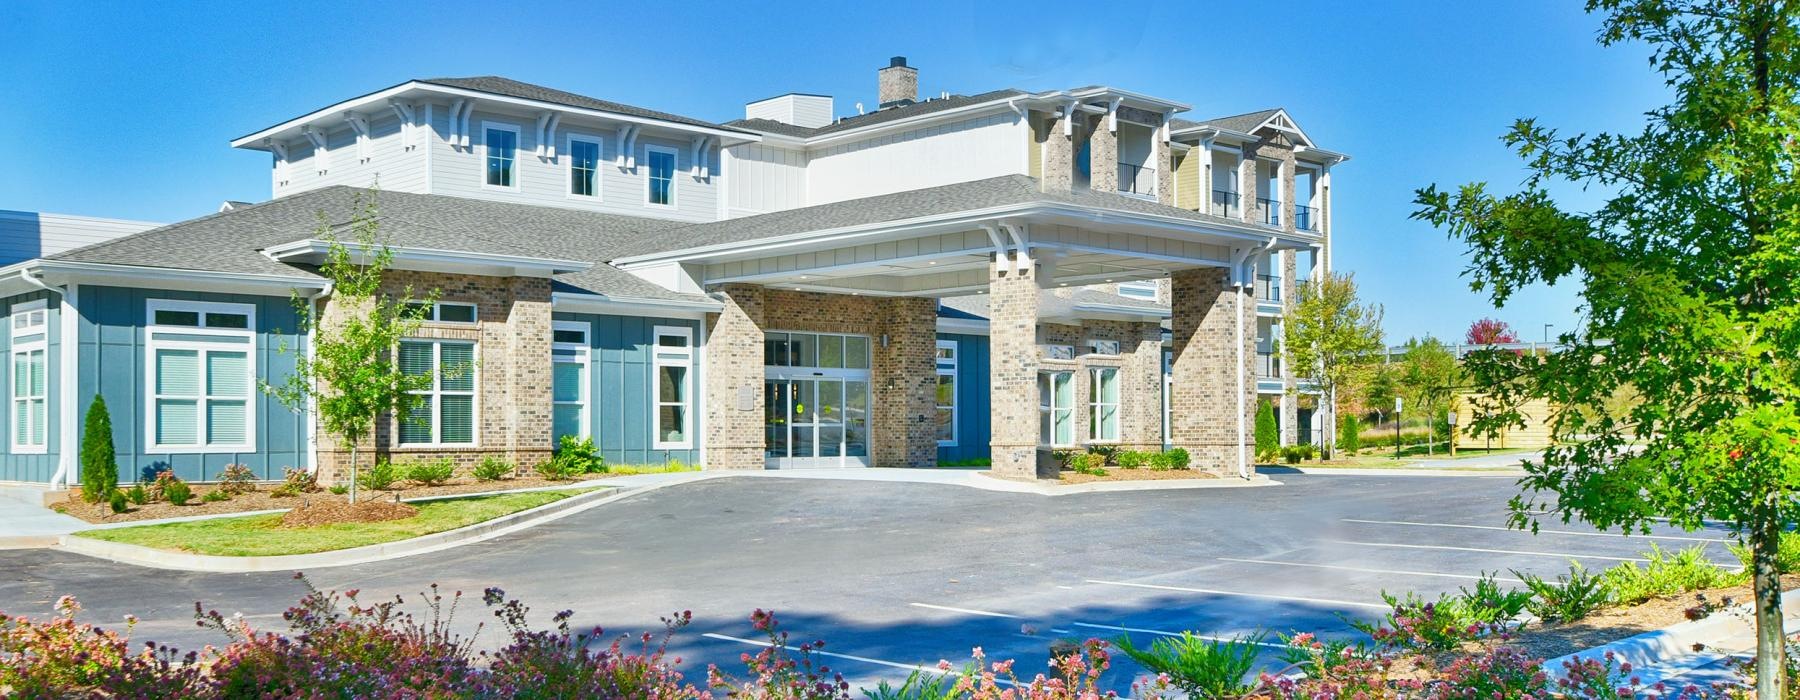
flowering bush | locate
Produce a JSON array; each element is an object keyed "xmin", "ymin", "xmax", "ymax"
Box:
[
  {"xmin": 709, "ymin": 609, "xmax": 851, "ymax": 699},
  {"xmin": 0, "ymin": 595, "xmax": 205, "ymax": 697},
  {"xmin": 1350, "ymin": 591, "xmax": 1497, "ymax": 653},
  {"xmin": 1421, "ymin": 646, "xmax": 1545, "ymax": 699},
  {"xmin": 1259, "ymin": 632, "xmax": 1419, "ymax": 699}
]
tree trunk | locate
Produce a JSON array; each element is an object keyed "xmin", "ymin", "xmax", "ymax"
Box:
[
  {"xmin": 347, "ymin": 444, "xmax": 359, "ymax": 505},
  {"xmin": 1753, "ymin": 515, "xmax": 1787, "ymax": 699}
]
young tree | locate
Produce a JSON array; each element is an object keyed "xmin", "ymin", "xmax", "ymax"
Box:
[
  {"xmin": 1412, "ymin": 2, "xmax": 1800, "ymax": 694},
  {"xmin": 78, "ymin": 395, "xmax": 117, "ymax": 503},
  {"xmin": 1463, "ymin": 317, "xmax": 1519, "ymax": 345},
  {"xmin": 1396, "ymin": 337, "xmax": 1463, "ymax": 455},
  {"xmin": 1254, "ymin": 399, "xmax": 1279, "ymax": 459},
  {"xmin": 265, "ymin": 192, "xmax": 437, "ymax": 504},
  {"xmin": 1281, "ymin": 271, "xmax": 1385, "ymax": 459}
]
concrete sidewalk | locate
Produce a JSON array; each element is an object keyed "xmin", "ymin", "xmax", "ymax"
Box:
[{"xmin": 0, "ymin": 485, "xmax": 90, "ymax": 545}]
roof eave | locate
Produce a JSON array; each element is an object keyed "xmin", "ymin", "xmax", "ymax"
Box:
[{"xmin": 264, "ymin": 239, "xmax": 593, "ymax": 278}]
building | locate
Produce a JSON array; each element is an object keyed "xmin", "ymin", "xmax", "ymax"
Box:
[
  {"xmin": 0, "ymin": 211, "xmax": 161, "ymax": 267},
  {"xmin": 0, "ymin": 57, "xmax": 1345, "ymax": 488}
]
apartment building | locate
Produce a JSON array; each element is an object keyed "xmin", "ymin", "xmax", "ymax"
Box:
[{"xmin": 0, "ymin": 57, "xmax": 1344, "ymax": 487}]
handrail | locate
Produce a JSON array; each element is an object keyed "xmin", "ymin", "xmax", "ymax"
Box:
[
  {"xmin": 1256, "ymin": 197, "xmax": 1281, "ymax": 227},
  {"xmin": 1211, "ymin": 189, "xmax": 1239, "ymax": 219}
]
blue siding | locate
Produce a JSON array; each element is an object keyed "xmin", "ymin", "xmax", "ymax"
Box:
[
  {"xmin": 76, "ymin": 286, "xmax": 308, "ymax": 483},
  {"xmin": 0, "ymin": 290, "xmax": 61, "ymax": 482},
  {"xmin": 553, "ymin": 312, "xmax": 701, "ymax": 467},
  {"xmin": 935, "ymin": 332, "xmax": 991, "ymax": 464}
]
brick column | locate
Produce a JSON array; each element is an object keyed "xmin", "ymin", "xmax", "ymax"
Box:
[
  {"xmin": 1087, "ymin": 117, "xmax": 1117, "ymax": 193},
  {"xmin": 1238, "ymin": 154, "xmax": 1258, "ymax": 224},
  {"xmin": 1169, "ymin": 267, "xmax": 1254, "ymax": 474},
  {"xmin": 703, "ymin": 284, "xmax": 767, "ymax": 470},
  {"xmin": 871, "ymin": 297, "xmax": 938, "ymax": 468},
  {"xmin": 1037, "ymin": 109, "xmax": 1075, "ymax": 192},
  {"xmin": 989, "ymin": 260, "xmax": 1042, "ymax": 478},
  {"xmin": 1279, "ymin": 250, "xmax": 1299, "ymax": 445},
  {"xmin": 503, "ymin": 277, "xmax": 555, "ymax": 468},
  {"xmin": 1154, "ymin": 124, "xmax": 1174, "ymax": 207},
  {"xmin": 1118, "ymin": 321, "xmax": 1165, "ymax": 452}
]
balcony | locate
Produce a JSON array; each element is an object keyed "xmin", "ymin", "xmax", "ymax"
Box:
[
  {"xmin": 1256, "ymin": 197, "xmax": 1281, "ymax": 227},
  {"xmin": 1255, "ymin": 274, "xmax": 1281, "ymax": 303},
  {"xmin": 1211, "ymin": 190, "xmax": 1239, "ymax": 219},
  {"xmin": 1256, "ymin": 351, "xmax": 1281, "ymax": 379},
  {"xmin": 1296, "ymin": 204, "xmax": 1318, "ymax": 232},
  {"xmin": 1118, "ymin": 162, "xmax": 1155, "ymax": 199}
]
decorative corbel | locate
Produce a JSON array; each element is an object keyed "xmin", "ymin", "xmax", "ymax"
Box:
[
  {"xmin": 387, "ymin": 100, "xmax": 415, "ymax": 150},
  {"xmin": 534, "ymin": 112, "xmax": 553, "ymax": 160},
  {"xmin": 689, "ymin": 135, "xmax": 714, "ymax": 178},
  {"xmin": 343, "ymin": 111, "xmax": 371, "ymax": 161},
  {"xmin": 1106, "ymin": 97, "xmax": 1123, "ymax": 133}
]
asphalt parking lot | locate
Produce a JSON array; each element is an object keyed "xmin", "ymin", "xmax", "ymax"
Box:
[{"xmin": 0, "ymin": 472, "xmax": 1739, "ymax": 692}]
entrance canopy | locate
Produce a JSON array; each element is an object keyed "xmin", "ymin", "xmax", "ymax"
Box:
[{"xmin": 611, "ymin": 175, "xmax": 1322, "ymax": 298}]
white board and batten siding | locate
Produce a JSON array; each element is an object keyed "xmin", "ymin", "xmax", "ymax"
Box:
[
  {"xmin": 426, "ymin": 105, "xmax": 721, "ymax": 223},
  {"xmin": 0, "ymin": 211, "xmax": 162, "ymax": 266},
  {"xmin": 722, "ymin": 144, "xmax": 808, "ymax": 217},
  {"xmin": 805, "ymin": 112, "xmax": 1029, "ymax": 206},
  {"xmin": 273, "ymin": 109, "xmax": 428, "ymax": 199}
]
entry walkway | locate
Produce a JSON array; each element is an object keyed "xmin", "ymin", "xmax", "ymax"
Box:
[{"xmin": 0, "ymin": 485, "xmax": 89, "ymax": 543}]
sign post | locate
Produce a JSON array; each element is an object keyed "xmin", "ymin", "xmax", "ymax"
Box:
[
  {"xmin": 1447, "ymin": 410, "xmax": 1458, "ymax": 457},
  {"xmin": 1394, "ymin": 397, "xmax": 1403, "ymax": 461}
]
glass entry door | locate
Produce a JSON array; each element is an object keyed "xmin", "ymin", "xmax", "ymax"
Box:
[{"xmin": 765, "ymin": 376, "xmax": 869, "ymax": 468}]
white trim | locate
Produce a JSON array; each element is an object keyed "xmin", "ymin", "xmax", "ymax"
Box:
[
  {"xmin": 481, "ymin": 121, "xmax": 522, "ymax": 191},
  {"xmin": 651, "ymin": 325, "xmax": 694, "ymax": 450},
  {"xmin": 1115, "ymin": 280, "xmax": 1158, "ymax": 300},
  {"xmin": 1087, "ymin": 366, "xmax": 1120, "ymax": 443},
  {"xmin": 549, "ymin": 291, "xmax": 719, "ymax": 318},
  {"xmin": 262, "ymin": 239, "xmax": 590, "ymax": 278},
  {"xmin": 395, "ymin": 338, "xmax": 480, "ymax": 448},
  {"xmin": 9, "ymin": 304, "xmax": 48, "ymax": 455},
  {"xmin": 1040, "ymin": 370, "xmax": 1075, "ymax": 448},
  {"xmin": 643, "ymin": 144, "xmax": 680, "ymax": 208},
  {"xmin": 551, "ymin": 320, "xmax": 591, "ymax": 442},
  {"xmin": 935, "ymin": 339, "xmax": 958, "ymax": 447},
  {"xmin": 410, "ymin": 300, "xmax": 478, "ymax": 325},
  {"xmin": 143, "ymin": 299, "xmax": 258, "ymax": 455},
  {"xmin": 564, "ymin": 132, "xmax": 604, "ymax": 199},
  {"xmin": 55, "ymin": 285, "xmax": 76, "ymax": 485}
]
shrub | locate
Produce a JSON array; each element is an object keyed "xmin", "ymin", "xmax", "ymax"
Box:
[
  {"xmin": 1114, "ymin": 450, "xmax": 1151, "ymax": 468},
  {"xmin": 1350, "ymin": 590, "xmax": 1491, "ymax": 652},
  {"xmin": 202, "ymin": 489, "xmax": 230, "ymax": 503},
  {"xmin": 1600, "ymin": 544, "xmax": 1744, "ymax": 605},
  {"xmin": 472, "ymin": 456, "xmax": 515, "ymax": 481},
  {"xmin": 535, "ymin": 459, "xmax": 576, "ymax": 481},
  {"xmin": 1423, "ymin": 647, "xmax": 1546, "ymax": 700},
  {"xmin": 123, "ymin": 484, "xmax": 148, "ymax": 506},
  {"xmin": 1067, "ymin": 451, "xmax": 1108, "ymax": 476},
  {"xmin": 550, "ymin": 435, "xmax": 606, "ymax": 475},
  {"xmin": 1116, "ymin": 631, "xmax": 1264, "ymax": 698},
  {"xmin": 1154, "ymin": 447, "xmax": 1190, "ymax": 470},
  {"xmin": 864, "ymin": 669, "xmax": 956, "ymax": 700},
  {"xmin": 327, "ymin": 484, "xmax": 349, "ymax": 495},
  {"xmin": 1087, "ymin": 444, "xmax": 1118, "ymax": 465},
  {"xmin": 1731, "ymin": 531, "xmax": 1800, "ymax": 574},
  {"xmin": 79, "ymin": 394, "xmax": 119, "ymax": 504},
  {"xmin": 216, "ymin": 464, "xmax": 256, "ymax": 495},
  {"xmin": 1515, "ymin": 563, "xmax": 1612, "ymax": 623},
  {"xmin": 269, "ymin": 467, "xmax": 317, "ymax": 498},
  {"xmin": 1282, "ymin": 446, "xmax": 1304, "ymax": 465},
  {"xmin": 1457, "ymin": 571, "xmax": 1533, "ymax": 624},
  {"xmin": 706, "ymin": 609, "xmax": 852, "ymax": 698},
  {"xmin": 1255, "ymin": 399, "xmax": 1279, "ymax": 458},
  {"xmin": 108, "ymin": 490, "xmax": 128, "ymax": 513},
  {"xmin": 405, "ymin": 458, "xmax": 456, "ymax": 487},
  {"xmin": 1339, "ymin": 414, "xmax": 1361, "ymax": 453},
  {"xmin": 1275, "ymin": 632, "xmax": 1371, "ymax": 680},
  {"xmin": 357, "ymin": 460, "xmax": 400, "ymax": 491},
  {"xmin": 161, "ymin": 476, "xmax": 193, "ymax": 506},
  {"xmin": 1260, "ymin": 633, "xmax": 1411, "ymax": 698}
]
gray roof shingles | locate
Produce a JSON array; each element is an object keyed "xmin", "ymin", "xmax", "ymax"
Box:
[
  {"xmin": 723, "ymin": 89, "xmax": 1027, "ymax": 138},
  {"xmin": 421, "ymin": 77, "xmax": 753, "ymax": 134},
  {"xmin": 1171, "ymin": 108, "xmax": 1283, "ymax": 134}
]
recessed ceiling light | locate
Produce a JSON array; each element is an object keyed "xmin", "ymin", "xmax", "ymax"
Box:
[{"xmin": 928, "ymin": 261, "xmax": 937, "ymax": 265}]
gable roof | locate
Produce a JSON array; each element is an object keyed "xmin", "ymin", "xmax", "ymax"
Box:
[
  {"xmin": 419, "ymin": 76, "xmax": 754, "ymax": 134},
  {"xmin": 724, "ymin": 89, "xmax": 1028, "ymax": 139}
]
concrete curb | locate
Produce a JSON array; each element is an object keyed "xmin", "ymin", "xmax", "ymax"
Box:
[
  {"xmin": 1263, "ymin": 466, "xmax": 1526, "ymax": 477},
  {"xmin": 56, "ymin": 485, "xmax": 638, "ymax": 572},
  {"xmin": 1545, "ymin": 589, "xmax": 1800, "ymax": 685},
  {"xmin": 966, "ymin": 472, "xmax": 1280, "ymax": 495}
]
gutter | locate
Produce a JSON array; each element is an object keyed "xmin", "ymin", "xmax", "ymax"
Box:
[{"xmin": 550, "ymin": 291, "xmax": 722, "ymax": 315}]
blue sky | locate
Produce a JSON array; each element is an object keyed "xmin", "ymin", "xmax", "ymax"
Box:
[{"xmin": 0, "ymin": 1, "xmax": 1665, "ymax": 343}]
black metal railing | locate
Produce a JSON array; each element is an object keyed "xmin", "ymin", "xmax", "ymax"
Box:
[
  {"xmin": 1296, "ymin": 204, "xmax": 1318, "ymax": 232},
  {"xmin": 1256, "ymin": 351, "xmax": 1281, "ymax": 379},
  {"xmin": 1118, "ymin": 163, "xmax": 1155, "ymax": 197},
  {"xmin": 1255, "ymin": 274, "xmax": 1281, "ymax": 303},
  {"xmin": 1257, "ymin": 197, "xmax": 1281, "ymax": 227},
  {"xmin": 1211, "ymin": 190, "xmax": 1239, "ymax": 219}
]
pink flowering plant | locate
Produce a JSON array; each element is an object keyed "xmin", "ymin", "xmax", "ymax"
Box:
[
  {"xmin": 943, "ymin": 639, "xmax": 1171, "ymax": 700},
  {"xmin": 0, "ymin": 595, "xmax": 205, "ymax": 697},
  {"xmin": 708, "ymin": 609, "xmax": 851, "ymax": 699},
  {"xmin": 1348, "ymin": 590, "xmax": 1501, "ymax": 653}
]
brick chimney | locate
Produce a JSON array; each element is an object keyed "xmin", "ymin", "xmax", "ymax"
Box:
[{"xmin": 877, "ymin": 56, "xmax": 917, "ymax": 109}]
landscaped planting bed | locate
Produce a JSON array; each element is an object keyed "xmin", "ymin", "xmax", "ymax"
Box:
[
  {"xmin": 53, "ymin": 473, "xmax": 604, "ymax": 523},
  {"xmin": 1056, "ymin": 467, "xmax": 1221, "ymax": 484}
]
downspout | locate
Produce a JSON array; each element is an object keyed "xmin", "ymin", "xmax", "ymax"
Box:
[
  {"xmin": 302, "ymin": 283, "xmax": 333, "ymax": 474},
  {"xmin": 23, "ymin": 270, "xmax": 76, "ymax": 490},
  {"xmin": 1229, "ymin": 247, "xmax": 1252, "ymax": 479}
]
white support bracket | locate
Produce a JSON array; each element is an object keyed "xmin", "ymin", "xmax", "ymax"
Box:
[
  {"xmin": 1106, "ymin": 97, "xmax": 1123, "ymax": 133},
  {"xmin": 617, "ymin": 124, "xmax": 640, "ymax": 169},
  {"xmin": 457, "ymin": 99, "xmax": 473, "ymax": 149},
  {"xmin": 689, "ymin": 135, "xmax": 714, "ymax": 179},
  {"xmin": 544, "ymin": 113, "xmax": 561, "ymax": 159},
  {"xmin": 534, "ymin": 112, "xmax": 552, "ymax": 159},
  {"xmin": 999, "ymin": 220, "xmax": 1031, "ymax": 272},
  {"xmin": 980, "ymin": 223, "xmax": 1011, "ymax": 275},
  {"xmin": 1059, "ymin": 99, "xmax": 1078, "ymax": 136},
  {"xmin": 387, "ymin": 99, "xmax": 415, "ymax": 150},
  {"xmin": 343, "ymin": 111, "xmax": 371, "ymax": 161},
  {"xmin": 447, "ymin": 98, "xmax": 467, "ymax": 149}
]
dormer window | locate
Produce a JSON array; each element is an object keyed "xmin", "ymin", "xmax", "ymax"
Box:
[
  {"xmin": 645, "ymin": 146, "xmax": 677, "ymax": 206},
  {"xmin": 484, "ymin": 123, "xmax": 519, "ymax": 189}
]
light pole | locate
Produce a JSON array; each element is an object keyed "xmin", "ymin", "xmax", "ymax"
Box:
[{"xmin": 1543, "ymin": 323, "xmax": 1554, "ymax": 344}]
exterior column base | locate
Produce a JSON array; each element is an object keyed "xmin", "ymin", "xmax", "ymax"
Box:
[
  {"xmin": 704, "ymin": 446, "xmax": 765, "ymax": 471},
  {"xmin": 1177, "ymin": 442, "xmax": 1245, "ymax": 476},
  {"xmin": 991, "ymin": 444, "xmax": 1053, "ymax": 479}
]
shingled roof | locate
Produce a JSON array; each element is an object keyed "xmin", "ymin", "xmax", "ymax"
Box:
[
  {"xmin": 723, "ymin": 89, "xmax": 1027, "ymax": 139},
  {"xmin": 1171, "ymin": 108, "xmax": 1284, "ymax": 134},
  {"xmin": 420, "ymin": 76, "xmax": 755, "ymax": 134}
]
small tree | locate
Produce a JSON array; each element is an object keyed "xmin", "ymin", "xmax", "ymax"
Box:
[
  {"xmin": 1397, "ymin": 337, "xmax": 1463, "ymax": 455},
  {"xmin": 265, "ymin": 191, "xmax": 436, "ymax": 504},
  {"xmin": 1254, "ymin": 399, "xmax": 1279, "ymax": 459},
  {"xmin": 1463, "ymin": 317, "xmax": 1519, "ymax": 345},
  {"xmin": 1339, "ymin": 413, "xmax": 1361, "ymax": 453},
  {"xmin": 78, "ymin": 394, "xmax": 117, "ymax": 503},
  {"xmin": 1282, "ymin": 271, "xmax": 1385, "ymax": 459}
]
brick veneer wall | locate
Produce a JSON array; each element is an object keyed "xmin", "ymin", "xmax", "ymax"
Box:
[
  {"xmin": 1035, "ymin": 111, "xmax": 1075, "ymax": 192},
  {"xmin": 1169, "ymin": 267, "xmax": 1254, "ymax": 474},
  {"xmin": 1039, "ymin": 319, "xmax": 1162, "ymax": 451},
  {"xmin": 703, "ymin": 284, "xmax": 767, "ymax": 470},
  {"xmin": 313, "ymin": 271, "xmax": 553, "ymax": 484},
  {"xmin": 1280, "ymin": 250, "xmax": 1300, "ymax": 445},
  {"xmin": 988, "ymin": 262, "xmax": 1042, "ymax": 478}
]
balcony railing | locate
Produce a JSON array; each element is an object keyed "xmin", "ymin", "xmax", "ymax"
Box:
[
  {"xmin": 1211, "ymin": 190, "xmax": 1239, "ymax": 219},
  {"xmin": 1256, "ymin": 351, "xmax": 1281, "ymax": 379},
  {"xmin": 1118, "ymin": 162, "xmax": 1155, "ymax": 198},
  {"xmin": 1255, "ymin": 274, "xmax": 1281, "ymax": 303},
  {"xmin": 1296, "ymin": 204, "xmax": 1319, "ymax": 232},
  {"xmin": 1256, "ymin": 197, "xmax": 1281, "ymax": 227}
]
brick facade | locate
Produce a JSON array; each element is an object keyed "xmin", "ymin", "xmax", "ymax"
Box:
[
  {"xmin": 703, "ymin": 284, "xmax": 767, "ymax": 470},
  {"xmin": 988, "ymin": 261, "xmax": 1043, "ymax": 478},
  {"xmin": 1168, "ymin": 267, "xmax": 1254, "ymax": 474}
]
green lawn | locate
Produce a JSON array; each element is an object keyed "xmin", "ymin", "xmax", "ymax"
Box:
[{"xmin": 75, "ymin": 488, "xmax": 604, "ymax": 557}]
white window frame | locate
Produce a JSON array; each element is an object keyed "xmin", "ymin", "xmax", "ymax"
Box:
[
  {"xmin": 1116, "ymin": 280, "xmax": 1158, "ymax": 300},
  {"xmin": 1040, "ymin": 371, "xmax": 1075, "ymax": 448},
  {"xmin": 482, "ymin": 121, "xmax": 522, "ymax": 191},
  {"xmin": 552, "ymin": 321, "xmax": 590, "ymax": 441},
  {"xmin": 935, "ymin": 339, "xmax": 958, "ymax": 446},
  {"xmin": 643, "ymin": 144, "xmax": 679, "ymax": 208},
  {"xmin": 144, "ymin": 299, "xmax": 257, "ymax": 454},
  {"xmin": 397, "ymin": 339, "xmax": 480, "ymax": 447},
  {"xmin": 566, "ymin": 133, "xmax": 604, "ymax": 199},
  {"xmin": 10, "ymin": 300, "xmax": 48, "ymax": 454},
  {"xmin": 651, "ymin": 325, "xmax": 694, "ymax": 449},
  {"xmin": 1088, "ymin": 366, "xmax": 1120, "ymax": 443},
  {"xmin": 409, "ymin": 301, "xmax": 479, "ymax": 325}
]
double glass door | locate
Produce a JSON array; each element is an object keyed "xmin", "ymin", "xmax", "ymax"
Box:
[{"xmin": 765, "ymin": 375, "xmax": 869, "ymax": 468}]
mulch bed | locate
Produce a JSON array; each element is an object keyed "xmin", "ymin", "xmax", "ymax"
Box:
[
  {"xmin": 1057, "ymin": 467, "xmax": 1222, "ymax": 484},
  {"xmin": 1495, "ymin": 574, "xmax": 1800, "ymax": 661},
  {"xmin": 279, "ymin": 499, "xmax": 419, "ymax": 528},
  {"xmin": 55, "ymin": 473, "xmax": 606, "ymax": 524}
]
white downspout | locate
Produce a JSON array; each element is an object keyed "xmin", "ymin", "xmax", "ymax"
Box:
[
  {"xmin": 303, "ymin": 284, "xmax": 333, "ymax": 474},
  {"xmin": 23, "ymin": 271, "xmax": 76, "ymax": 490},
  {"xmin": 1230, "ymin": 248, "xmax": 1251, "ymax": 480}
]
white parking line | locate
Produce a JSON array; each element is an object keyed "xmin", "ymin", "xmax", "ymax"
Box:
[
  {"xmin": 909, "ymin": 603, "xmax": 1021, "ymax": 619},
  {"xmin": 1341, "ymin": 519, "xmax": 1728, "ymax": 543},
  {"xmin": 1070, "ymin": 622, "xmax": 1286, "ymax": 648},
  {"xmin": 702, "ymin": 632, "xmax": 1004, "ymax": 684},
  {"xmin": 1217, "ymin": 557, "xmax": 1523, "ymax": 583},
  {"xmin": 1326, "ymin": 540, "xmax": 1650, "ymax": 562},
  {"xmin": 1084, "ymin": 579, "xmax": 1387, "ymax": 610}
]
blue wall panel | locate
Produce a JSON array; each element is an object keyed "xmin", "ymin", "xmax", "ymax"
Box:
[
  {"xmin": 935, "ymin": 332, "xmax": 991, "ymax": 464},
  {"xmin": 553, "ymin": 312, "xmax": 700, "ymax": 467},
  {"xmin": 77, "ymin": 286, "xmax": 308, "ymax": 483},
  {"xmin": 0, "ymin": 290, "xmax": 61, "ymax": 482}
]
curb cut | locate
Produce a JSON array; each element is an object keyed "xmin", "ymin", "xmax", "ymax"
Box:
[
  {"xmin": 1545, "ymin": 589, "xmax": 1800, "ymax": 685},
  {"xmin": 56, "ymin": 485, "xmax": 641, "ymax": 572}
]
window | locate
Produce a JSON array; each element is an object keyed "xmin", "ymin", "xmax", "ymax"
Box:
[
  {"xmin": 568, "ymin": 137, "xmax": 601, "ymax": 197},
  {"xmin": 1089, "ymin": 367, "xmax": 1119, "ymax": 442},
  {"xmin": 145, "ymin": 300, "xmax": 255, "ymax": 452},
  {"xmin": 484, "ymin": 124, "xmax": 519, "ymax": 188},
  {"xmin": 935, "ymin": 340, "xmax": 957, "ymax": 445},
  {"xmin": 645, "ymin": 146, "xmax": 677, "ymax": 206},
  {"xmin": 1039, "ymin": 371, "xmax": 1074, "ymax": 447},
  {"xmin": 764, "ymin": 332, "xmax": 870, "ymax": 369},
  {"xmin": 552, "ymin": 322, "xmax": 589, "ymax": 442},
  {"xmin": 398, "ymin": 340, "xmax": 476, "ymax": 445},
  {"xmin": 406, "ymin": 301, "xmax": 478, "ymax": 324},
  {"xmin": 1085, "ymin": 339, "xmax": 1121, "ymax": 356},
  {"xmin": 1116, "ymin": 280, "xmax": 1158, "ymax": 300},
  {"xmin": 652, "ymin": 326, "xmax": 693, "ymax": 448},
  {"xmin": 10, "ymin": 300, "xmax": 47, "ymax": 453}
]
